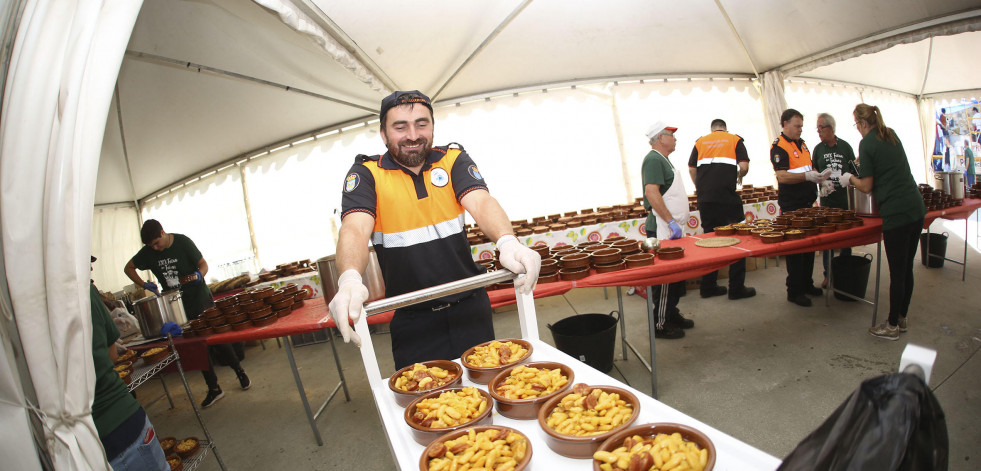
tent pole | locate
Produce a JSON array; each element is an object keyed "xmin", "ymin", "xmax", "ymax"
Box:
[
  {"xmin": 238, "ymin": 164, "xmax": 262, "ymax": 273},
  {"xmin": 714, "ymin": 0, "xmax": 760, "ymax": 80},
  {"xmin": 114, "ymin": 85, "xmax": 142, "ymax": 218}
]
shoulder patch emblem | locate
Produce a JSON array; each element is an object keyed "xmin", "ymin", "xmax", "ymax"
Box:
[
  {"xmin": 772, "ymin": 138, "xmax": 779, "ymax": 145},
  {"xmin": 430, "ymin": 168, "xmax": 449, "ymax": 187},
  {"xmin": 344, "ymin": 173, "xmax": 359, "ymax": 192},
  {"xmin": 468, "ymin": 165, "xmax": 482, "ymax": 180},
  {"xmin": 773, "ymin": 155, "xmax": 780, "ymax": 163}
]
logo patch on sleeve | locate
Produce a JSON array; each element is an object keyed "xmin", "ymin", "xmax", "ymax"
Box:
[
  {"xmin": 430, "ymin": 168, "xmax": 449, "ymax": 187},
  {"xmin": 345, "ymin": 173, "xmax": 360, "ymax": 192},
  {"xmin": 468, "ymin": 165, "xmax": 482, "ymax": 180}
]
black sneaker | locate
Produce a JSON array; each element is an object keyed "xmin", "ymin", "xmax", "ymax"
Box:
[
  {"xmin": 667, "ymin": 311, "xmax": 694, "ymax": 329},
  {"xmin": 787, "ymin": 294, "xmax": 812, "ymax": 307},
  {"xmin": 805, "ymin": 285, "xmax": 823, "ymax": 296},
  {"xmin": 700, "ymin": 285, "xmax": 727, "ymax": 298},
  {"xmin": 654, "ymin": 325, "xmax": 685, "ymax": 339},
  {"xmin": 728, "ymin": 286, "xmax": 757, "ymax": 300},
  {"xmin": 237, "ymin": 370, "xmax": 252, "ymax": 390},
  {"xmin": 201, "ymin": 388, "xmax": 224, "ymax": 408}
]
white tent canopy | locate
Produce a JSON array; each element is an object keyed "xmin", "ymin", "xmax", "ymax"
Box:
[{"xmin": 3, "ymin": 1, "xmax": 981, "ymax": 469}]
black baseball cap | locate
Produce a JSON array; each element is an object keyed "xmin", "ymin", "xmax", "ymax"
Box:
[{"xmin": 379, "ymin": 90, "xmax": 433, "ymax": 123}]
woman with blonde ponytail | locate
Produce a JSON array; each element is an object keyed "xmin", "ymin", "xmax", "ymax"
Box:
[{"xmin": 840, "ymin": 104, "xmax": 926, "ymax": 340}]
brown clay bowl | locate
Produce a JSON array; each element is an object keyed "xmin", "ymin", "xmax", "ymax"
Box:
[
  {"xmin": 790, "ymin": 217, "xmax": 813, "ymax": 228},
  {"xmin": 850, "ymin": 218, "xmax": 865, "ymax": 226},
  {"xmin": 264, "ymin": 290, "xmax": 286, "ymax": 304},
  {"xmin": 604, "ymin": 236, "xmax": 626, "ymax": 244},
  {"xmin": 559, "ymin": 267, "xmax": 590, "ymax": 281},
  {"xmin": 239, "ymin": 299, "xmax": 265, "ymax": 312},
  {"xmin": 418, "ymin": 425, "xmax": 531, "ymax": 471},
  {"xmin": 230, "ymin": 320, "xmax": 252, "ymax": 331},
  {"xmin": 657, "ymin": 247, "xmax": 685, "ymax": 260},
  {"xmin": 624, "ymin": 253, "xmax": 654, "ymax": 268},
  {"xmin": 761, "ymin": 232, "xmax": 784, "ymax": 244},
  {"xmin": 714, "ymin": 226, "xmax": 735, "ymax": 236},
  {"xmin": 531, "ymin": 243, "xmax": 551, "ymax": 259},
  {"xmin": 835, "ymin": 222, "xmax": 852, "ymax": 231},
  {"xmin": 271, "ymin": 298, "xmax": 293, "ymax": 310},
  {"xmin": 166, "ymin": 455, "xmax": 183, "ymax": 471},
  {"xmin": 140, "ymin": 347, "xmax": 170, "ymax": 364},
  {"xmin": 736, "ymin": 226, "xmax": 754, "ymax": 236},
  {"xmin": 489, "ymin": 362, "xmax": 575, "ymax": 420},
  {"xmin": 825, "ymin": 212, "xmax": 843, "ymax": 222},
  {"xmin": 251, "ymin": 313, "xmax": 277, "ymax": 327},
  {"xmin": 819, "ymin": 224, "xmax": 837, "ymax": 233},
  {"xmin": 115, "ymin": 349, "xmax": 138, "ymax": 365},
  {"xmin": 593, "ymin": 260, "xmax": 626, "ymax": 273},
  {"xmin": 803, "ymin": 227, "xmax": 821, "ymax": 237},
  {"xmin": 552, "ymin": 248, "xmax": 580, "ymax": 259},
  {"xmin": 611, "ymin": 239, "xmax": 640, "ymax": 254},
  {"xmin": 751, "ymin": 228, "xmax": 769, "ymax": 238},
  {"xmin": 173, "ymin": 437, "xmax": 200, "ymax": 459},
  {"xmin": 461, "ymin": 339, "xmax": 534, "ymax": 384},
  {"xmin": 204, "ymin": 315, "xmax": 225, "ymax": 327},
  {"xmin": 212, "ymin": 323, "xmax": 232, "ymax": 334},
  {"xmin": 275, "ymin": 306, "xmax": 293, "ymax": 318},
  {"xmin": 538, "ymin": 273, "xmax": 560, "ymax": 283},
  {"xmin": 220, "ymin": 304, "xmax": 241, "ymax": 316},
  {"xmin": 537, "ymin": 385, "xmax": 641, "ymax": 459},
  {"xmin": 784, "ymin": 229, "xmax": 805, "ymax": 240},
  {"xmin": 201, "ymin": 307, "xmax": 222, "ymax": 319},
  {"xmin": 215, "ymin": 297, "xmax": 236, "ymax": 309},
  {"xmin": 812, "ymin": 215, "xmax": 827, "ymax": 225},
  {"xmin": 281, "ymin": 283, "xmax": 298, "ymax": 295},
  {"xmin": 589, "ymin": 248, "xmax": 622, "ymax": 265},
  {"xmin": 539, "ymin": 258, "xmax": 559, "ymax": 275},
  {"xmin": 247, "ymin": 305, "xmax": 272, "ymax": 320},
  {"xmin": 559, "ymin": 253, "xmax": 591, "ymax": 269},
  {"xmin": 592, "ymin": 423, "xmax": 716, "ymax": 471},
  {"xmin": 404, "ymin": 387, "xmax": 494, "ymax": 446},
  {"xmin": 196, "ymin": 327, "xmax": 214, "ymax": 336},
  {"xmin": 252, "ymin": 286, "xmax": 275, "ymax": 299},
  {"xmin": 224, "ymin": 311, "xmax": 248, "ymax": 324},
  {"xmin": 388, "ymin": 360, "xmax": 464, "ymax": 407},
  {"xmin": 159, "ymin": 436, "xmax": 177, "ymax": 455}
]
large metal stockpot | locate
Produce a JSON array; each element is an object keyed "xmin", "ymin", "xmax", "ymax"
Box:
[
  {"xmin": 933, "ymin": 171, "xmax": 965, "ymax": 199},
  {"xmin": 132, "ymin": 290, "xmax": 188, "ymax": 339},
  {"xmin": 317, "ymin": 247, "xmax": 386, "ymax": 304},
  {"xmin": 847, "ymin": 186, "xmax": 880, "ymax": 217}
]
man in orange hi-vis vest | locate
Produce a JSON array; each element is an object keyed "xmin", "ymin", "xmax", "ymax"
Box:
[
  {"xmin": 329, "ymin": 90, "xmax": 541, "ymax": 369},
  {"xmin": 770, "ymin": 109, "xmax": 832, "ymax": 307},
  {"xmin": 688, "ymin": 119, "xmax": 756, "ymax": 302}
]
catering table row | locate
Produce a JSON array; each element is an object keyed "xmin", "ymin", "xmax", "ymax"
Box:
[{"xmin": 471, "ymin": 200, "xmax": 780, "ymax": 260}]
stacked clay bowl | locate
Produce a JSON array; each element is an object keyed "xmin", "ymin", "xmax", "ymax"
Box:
[
  {"xmin": 559, "ymin": 252, "xmax": 590, "ymax": 281},
  {"xmin": 590, "ymin": 248, "xmax": 624, "ymax": 273},
  {"xmin": 624, "ymin": 253, "xmax": 654, "ymax": 268}
]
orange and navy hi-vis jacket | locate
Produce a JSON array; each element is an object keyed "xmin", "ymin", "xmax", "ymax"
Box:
[
  {"xmin": 694, "ymin": 131, "xmax": 742, "ymax": 167},
  {"xmin": 770, "ymin": 134, "xmax": 816, "ymax": 209},
  {"xmin": 340, "ymin": 144, "xmax": 487, "ymax": 301}
]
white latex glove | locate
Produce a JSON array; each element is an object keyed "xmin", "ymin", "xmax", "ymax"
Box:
[
  {"xmin": 840, "ymin": 172, "xmax": 854, "ymax": 188},
  {"xmin": 805, "ymin": 168, "xmax": 833, "ymax": 183},
  {"xmin": 496, "ymin": 235, "xmax": 541, "ymax": 294},
  {"xmin": 326, "ymin": 269, "xmax": 367, "ymax": 347},
  {"xmin": 819, "ymin": 180, "xmax": 835, "ymax": 197}
]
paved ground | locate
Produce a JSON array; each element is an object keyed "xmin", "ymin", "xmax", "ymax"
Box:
[{"xmin": 141, "ymin": 224, "xmax": 981, "ymax": 470}]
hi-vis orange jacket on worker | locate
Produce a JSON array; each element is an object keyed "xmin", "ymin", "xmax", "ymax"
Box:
[
  {"xmin": 689, "ymin": 130, "xmax": 749, "ymax": 206},
  {"xmin": 770, "ymin": 133, "xmax": 817, "ymax": 209},
  {"xmin": 340, "ymin": 144, "xmax": 486, "ymax": 301}
]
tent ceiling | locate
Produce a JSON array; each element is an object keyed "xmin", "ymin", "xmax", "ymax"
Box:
[{"xmin": 96, "ymin": 0, "xmax": 981, "ymax": 205}]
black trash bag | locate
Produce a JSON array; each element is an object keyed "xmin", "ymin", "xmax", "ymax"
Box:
[{"xmin": 779, "ymin": 373, "xmax": 948, "ymax": 471}]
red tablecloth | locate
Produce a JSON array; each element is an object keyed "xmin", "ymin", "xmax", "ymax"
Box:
[
  {"xmin": 198, "ymin": 200, "xmax": 981, "ymax": 344},
  {"xmin": 129, "ymin": 336, "xmax": 210, "ymax": 372}
]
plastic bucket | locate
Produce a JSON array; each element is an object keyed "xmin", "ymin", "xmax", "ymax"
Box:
[
  {"xmin": 919, "ymin": 232, "xmax": 948, "ymax": 268},
  {"xmin": 547, "ymin": 311, "xmax": 618, "ymax": 373},
  {"xmin": 831, "ymin": 254, "xmax": 872, "ymax": 302}
]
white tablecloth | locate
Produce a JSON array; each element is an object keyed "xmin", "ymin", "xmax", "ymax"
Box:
[{"xmin": 373, "ymin": 340, "xmax": 781, "ymax": 470}]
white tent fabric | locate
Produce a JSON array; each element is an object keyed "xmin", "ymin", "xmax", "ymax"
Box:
[
  {"xmin": 91, "ymin": 204, "xmax": 142, "ymax": 293},
  {"xmin": 0, "ymin": 0, "xmax": 143, "ymax": 469}
]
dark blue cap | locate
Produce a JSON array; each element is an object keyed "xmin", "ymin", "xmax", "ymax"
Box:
[{"xmin": 380, "ymin": 90, "xmax": 433, "ymax": 122}]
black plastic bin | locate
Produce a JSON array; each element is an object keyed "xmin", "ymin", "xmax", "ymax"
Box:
[
  {"xmin": 831, "ymin": 254, "xmax": 872, "ymax": 302},
  {"xmin": 547, "ymin": 311, "xmax": 618, "ymax": 373},
  {"xmin": 919, "ymin": 232, "xmax": 948, "ymax": 268}
]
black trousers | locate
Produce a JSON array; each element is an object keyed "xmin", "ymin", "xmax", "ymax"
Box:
[
  {"xmin": 699, "ymin": 202, "xmax": 747, "ymax": 292},
  {"xmin": 390, "ymin": 289, "xmax": 495, "ymax": 370},
  {"xmin": 882, "ymin": 218, "xmax": 923, "ymax": 326},
  {"xmin": 779, "ymin": 202, "xmax": 817, "ymax": 297},
  {"xmin": 646, "ymin": 229, "xmax": 683, "ymax": 328},
  {"xmin": 186, "ymin": 296, "xmax": 242, "ymax": 390}
]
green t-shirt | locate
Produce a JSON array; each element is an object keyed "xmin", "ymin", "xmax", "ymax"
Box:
[
  {"xmin": 857, "ymin": 131, "xmax": 926, "ymax": 230},
  {"xmin": 131, "ymin": 233, "xmax": 213, "ymax": 317},
  {"xmin": 641, "ymin": 149, "xmax": 675, "ymax": 233},
  {"xmin": 91, "ymin": 283, "xmax": 140, "ymax": 439},
  {"xmin": 966, "ymin": 148, "xmax": 976, "ymax": 176},
  {"xmin": 812, "ymin": 137, "xmax": 856, "ymax": 209}
]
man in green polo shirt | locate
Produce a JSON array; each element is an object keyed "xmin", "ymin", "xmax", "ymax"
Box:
[
  {"xmin": 964, "ymin": 139, "xmax": 976, "ymax": 187},
  {"xmin": 813, "ymin": 113, "xmax": 856, "ymax": 288}
]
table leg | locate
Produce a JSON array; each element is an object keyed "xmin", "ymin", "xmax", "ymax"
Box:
[
  {"xmin": 325, "ymin": 327, "xmax": 351, "ymax": 401},
  {"xmin": 963, "ymin": 217, "xmax": 968, "ymax": 282},
  {"xmin": 158, "ymin": 375, "xmax": 175, "ymax": 409},
  {"xmin": 648, "ymin": 285, "xmax": 659, "ymax": 399},
  {"xmin": 825, "ymin": 250, "xmax": 832, "ymax": 307},
  {"xmin": 616, "ymin": 286, "xmax": 626, "ymax": 361},
  {"xmin": 284, "ymin": 335, "xmax": 324, "ymax": 446}
]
